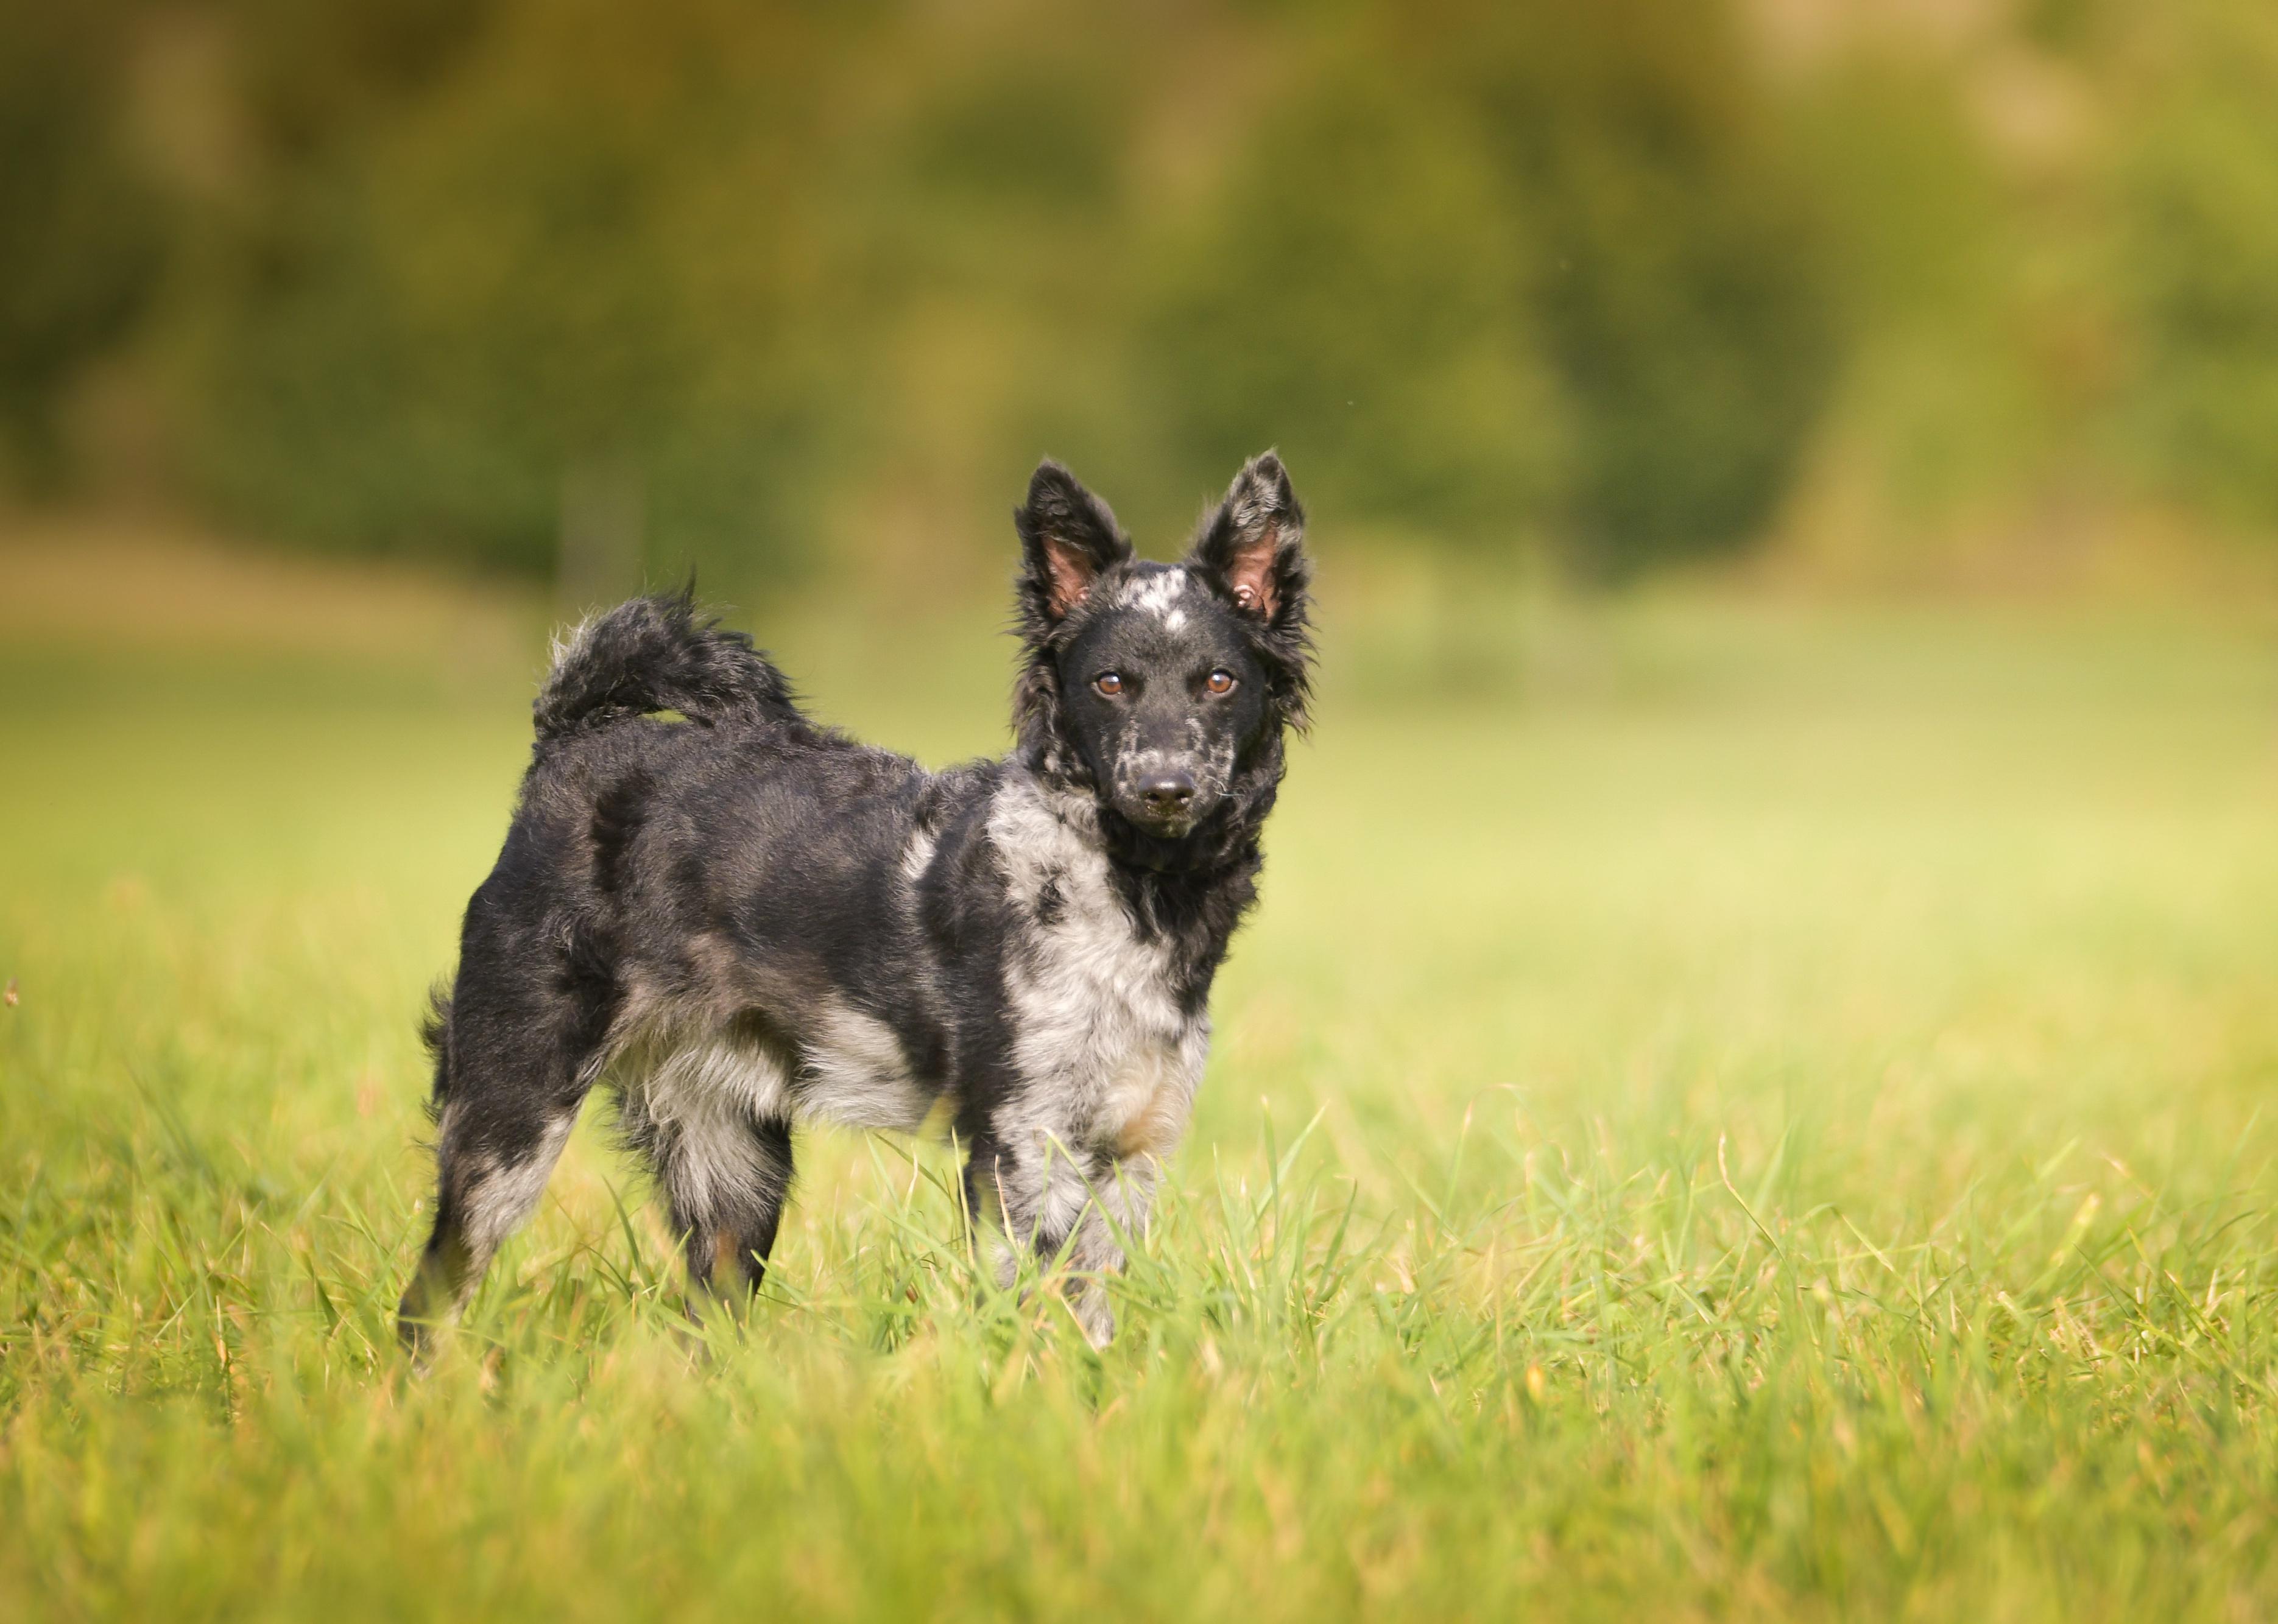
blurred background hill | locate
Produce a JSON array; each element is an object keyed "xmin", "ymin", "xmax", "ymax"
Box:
[{"xmin": 4, "ymin": 0, "xmax": 2278, "ymax": 604}]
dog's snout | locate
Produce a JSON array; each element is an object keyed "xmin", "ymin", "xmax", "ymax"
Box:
[{"xmin": 1139, "ymin": 770, "xmax": 1196, "ymax": 814}]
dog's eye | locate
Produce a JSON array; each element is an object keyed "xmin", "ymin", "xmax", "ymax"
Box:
[
  {"xmin": 1205, "ymin": 669, "xmax": 1236, "ymax": 695},
  {"xmin": 1093, "ymin": 673, "xmax": 1124, "ymax": 697}
]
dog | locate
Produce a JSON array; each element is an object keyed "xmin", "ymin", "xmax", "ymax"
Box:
[{"xmin": 397, "ymin": 452, "xmax": 1312, "ymax": 1350}]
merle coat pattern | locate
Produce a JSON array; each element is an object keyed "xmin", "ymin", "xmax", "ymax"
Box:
[{"xmin": 398, "ymin": 452, "xmax": 1312, "ymax": 1349}]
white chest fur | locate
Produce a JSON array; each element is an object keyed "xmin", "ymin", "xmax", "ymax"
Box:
[{"xmin": 987, "ymin": 776, "xmax": 1208, "ymax": 1162}]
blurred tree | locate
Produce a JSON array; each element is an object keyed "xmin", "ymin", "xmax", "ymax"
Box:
[
  {"xmin": 0, "ymin": 4, "xmax": 164, "ymax": 493},
  {"xmin": 1146, "ymin": 63, "xmax": 1571, "ymax": 560},
  {"xmin": 1776, "ymin": 58, "xmax": 2047, "ymax": 530},
  {"xmin": 2111, "ymin": 0, "xmax": 2278, "ymax": 529},
  {"xmin": 224, "ymin": 0, "xmax": 498, "ymax": 160},
  {"xmin": 1457, "ymin": 0, "xmax": 1840, "ymax": 577},
  {"xmin": 183, "ymin": 0, "xmax": 844, "ymax": 580},
  {"xmin": 1152, "ymin": 0, "xmax": 1840, "ymax": 578},
  {"xmin": 26, "ymin": 0, "xmax": 2265, "ymax": 587}
]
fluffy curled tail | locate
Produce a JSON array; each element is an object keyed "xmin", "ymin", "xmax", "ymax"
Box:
[{"xmin": 534, "ymin": 589, "xmax": 797, "ymax": 741}]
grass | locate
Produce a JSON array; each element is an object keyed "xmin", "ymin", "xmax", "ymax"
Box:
[{"xmin": 5, "ymin": 548, "xmax": 2278, "ymax": 1620}]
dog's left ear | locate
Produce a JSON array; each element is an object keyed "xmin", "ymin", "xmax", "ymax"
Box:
[{"xmin": 1187, "ymin": 451, "xmax": 1308, "ymax": 628}]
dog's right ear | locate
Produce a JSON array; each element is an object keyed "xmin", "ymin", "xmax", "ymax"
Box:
[{"xmin": 1015, "ymin": 460, "xmax": 1133, "ymax": 628}]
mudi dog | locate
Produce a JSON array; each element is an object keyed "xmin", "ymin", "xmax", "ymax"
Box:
[{"xmin": 398, "ymin": 452, "xmax": 1313, "ymax": 1349}]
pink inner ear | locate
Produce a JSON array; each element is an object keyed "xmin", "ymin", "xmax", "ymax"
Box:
[
  {"xmin": 1226, "ymin": 524, "xmax": 1279, "ymax": 617},
  {"xmin": 1043, "ymin": 537, "xmax": 1095, "ymax": 618}
]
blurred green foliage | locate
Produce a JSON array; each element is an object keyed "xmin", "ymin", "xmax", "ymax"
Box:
[
  {"xmin": 2107, "ymin": 0, "xmax": 2278, "ymax": 526},
  {"xmin": 1153, "ymin": 2, "xmax": 1836, "ymax": 578},
  {"xmin": 5, "ymin": 0, "xmax": 2278, "ymax": 581},
  {"xmin": 0, "ymin": 4, "xmax": 163, "ymax": 490}
]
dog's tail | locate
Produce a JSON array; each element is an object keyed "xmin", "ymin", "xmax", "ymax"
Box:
[{"xmin": 534, "ymin": 588, "xmax": 798, "ymax": 742}]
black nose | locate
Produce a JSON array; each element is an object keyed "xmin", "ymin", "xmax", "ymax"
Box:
[{"xmin": 1139, "ymin": 771, "xmax": 1196, "ymax": 815}]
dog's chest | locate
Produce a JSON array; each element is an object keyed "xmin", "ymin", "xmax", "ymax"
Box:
[{"xmin": 987, "ymin": 780, "xmax": 1207, "ymax": 1158}]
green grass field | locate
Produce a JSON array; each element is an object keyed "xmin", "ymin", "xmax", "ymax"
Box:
[{"xmin": 5, "ymin": 555, "xmax": 2278, "ymax": 1620}]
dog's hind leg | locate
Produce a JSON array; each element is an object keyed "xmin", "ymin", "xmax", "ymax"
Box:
[
  {"xmin": 398, "ymin": 983, "xmax": 602, "ymax": 1359},
  {"xmin": 611, "ymin": 1033, "xmax": 798, "ymax": 1318},
  {"xmin": 671, "ymin": 1115, "xmax": 795, "ymax": 1309}
]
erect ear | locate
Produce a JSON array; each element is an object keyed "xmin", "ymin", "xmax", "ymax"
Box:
[
  {"xmin": 1187, "ymin": 451, "xmax": 1308, "ymax": 624},
  {"xmin": 1014, "ymin": 460, "xmax": 1134, "ymax": 625}
]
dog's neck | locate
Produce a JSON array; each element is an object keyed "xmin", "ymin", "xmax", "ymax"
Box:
[{"xmin": 1002, "ymin": 746, "xmax": 1266, "ymax": 1007}]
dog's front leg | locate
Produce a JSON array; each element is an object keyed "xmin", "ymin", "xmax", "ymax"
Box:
[
  {"xmin": 1058, "ymin": 1154, "xmax": 1160, "ymax": 1346},
  {"xmin": 962, "ymin": 1127, "xmax": 1154, "ymax": 1346}
]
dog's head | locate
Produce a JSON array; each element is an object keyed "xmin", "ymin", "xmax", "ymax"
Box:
[{"xmin": 1013, "ymin": 452, "xmax": 1312, "ymax": 853}]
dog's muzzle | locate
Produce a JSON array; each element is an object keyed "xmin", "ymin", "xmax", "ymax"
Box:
[{"xmin": 1116, "ymin": 766, "xmax": 1201, "ymax": 837}]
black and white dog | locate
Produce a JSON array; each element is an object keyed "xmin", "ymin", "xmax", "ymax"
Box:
[{"xmin": 398, "ymin": 452, "xmax": 1311, "ymax": 1349}]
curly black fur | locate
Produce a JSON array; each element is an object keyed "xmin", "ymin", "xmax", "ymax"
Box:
[{"xmin": 533, "ymin": 586, "xmax": 799, "ymax": 741}]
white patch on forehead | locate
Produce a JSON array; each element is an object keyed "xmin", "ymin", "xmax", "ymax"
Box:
[{"xmin": 1118, "ymin": 570, "xmax": 1190, "ymax": 631}]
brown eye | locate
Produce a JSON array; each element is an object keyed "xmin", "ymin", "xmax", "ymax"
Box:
[
  {"xmin": 1093, "ymin": 673, "xmax": 1124, "ymax": 697},
  {"xmin": 1205, "ymin": 669, "xmax": 1235, "ymax": 695}
]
